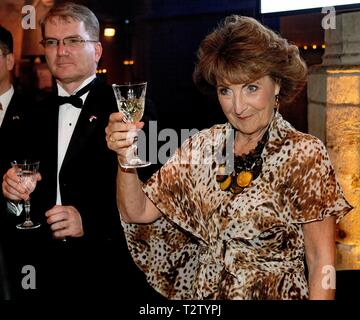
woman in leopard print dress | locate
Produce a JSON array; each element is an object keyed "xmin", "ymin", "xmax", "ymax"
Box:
[{"xmin": 106, "ymin": 15, "xmax": 353, "ymax": 300}]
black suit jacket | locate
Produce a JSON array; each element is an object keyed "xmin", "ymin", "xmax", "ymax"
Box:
[
  {"xmin": 2, "ymin": 79, "xmax": 161, "ymax": 299},
  {"xmin": 28, "ymin": 78, "xmax": 125, "ymax": 241},
  {"xmin": 0, "ymin": 92, "xmax": 32, "ymax": 226},
  {"xmin": 0, "ymin": 91, "xmax": 32, "ymax": 300},
  {"xmin": 0, "ymin": 92, "xmax": 30, "ymax": 188},
  {"xmin": 0, "ymin": 79, "xmax": 162, "ymax": 299}
]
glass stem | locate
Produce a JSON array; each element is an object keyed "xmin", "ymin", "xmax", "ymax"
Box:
[
  {"xmin": 24, "ymin": 198, "xmax": 31, "ymax": 222},
  {"xmin": 133, "ymin": 143, "xmax": 138, "ymax": 157}
]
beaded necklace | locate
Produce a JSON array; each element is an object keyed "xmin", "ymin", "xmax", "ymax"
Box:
[{"xmin": 216, "ymin": 127, "xmax": 269, "ymax": 194}]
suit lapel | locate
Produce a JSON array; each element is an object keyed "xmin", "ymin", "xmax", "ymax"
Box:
[{"xmin": 47, "ymin": 95, "xmax": 60, "ymax": 164}]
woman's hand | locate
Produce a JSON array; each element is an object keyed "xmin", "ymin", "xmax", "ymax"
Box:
[{"xmin": 105, "ymin": 112, "xmax": 144, "ymax": 165}]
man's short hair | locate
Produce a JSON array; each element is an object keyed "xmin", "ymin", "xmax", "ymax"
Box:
[{"xmin": 40, "ymin": 2, "xmax": 100, "ymax": 40}]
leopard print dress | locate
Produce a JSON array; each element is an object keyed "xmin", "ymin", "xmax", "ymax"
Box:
[{"xmin": 122, "ymin": 112, "xmax": 353, "ymax": 300}]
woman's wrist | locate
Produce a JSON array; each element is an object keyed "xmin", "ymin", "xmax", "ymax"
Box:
[{"xmin": 117, "ymin": 157, "xmax": 137, "ymax": 174}]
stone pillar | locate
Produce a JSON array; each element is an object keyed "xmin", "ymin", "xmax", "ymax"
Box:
[{"xmin": 308, "ymin": 11, "xmax": 360, "ymax": 270}]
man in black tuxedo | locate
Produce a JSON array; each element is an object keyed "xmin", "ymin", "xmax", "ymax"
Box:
[
  {"xmin": 2, "ymin": 3, "xmax": 161, "ymax": 301},
  {"xmin": 0, "ymin": 25, "xmax": 32, "ymax": 300},
  {"xmin": 0, "ymin": 25, "xmax": 28, "ymax": 206}
]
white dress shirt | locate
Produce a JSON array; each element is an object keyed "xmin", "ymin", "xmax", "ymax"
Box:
[
  {"xmin": 0, "ymin": 85, "xmax": 14, "ymax": 128},
  {"xmin": 56, "ymin": 75, "xmax": 96, "ymax": 205}
]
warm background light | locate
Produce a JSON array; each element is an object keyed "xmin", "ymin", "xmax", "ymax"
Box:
[
  {"xmin": 123, "ymin": 60, "xmax": 135, "ymax": 65},
  {"xmin": 104, "ymin": 28, "xmax": 116, "ymax": 37}
]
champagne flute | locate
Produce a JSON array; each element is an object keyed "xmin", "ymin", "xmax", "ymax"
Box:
[
  {"xmin": 112, "ymin": 82, "xmax": 151, "ymax": 168},
  {"xmin": 11, "ymin": 160, "xmax": 40, "ymax": 230}
]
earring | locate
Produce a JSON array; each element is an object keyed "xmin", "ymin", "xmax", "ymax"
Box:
[{"xmin": 275, "ymin": 94, "xmax": 280, "ymax": 112}]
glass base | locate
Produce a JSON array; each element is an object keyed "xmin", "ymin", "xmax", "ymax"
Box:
[
  {"xmin": 120, "ymin": 159, "xmax": 151, "ymax": 169},
  {"xmin": 16, "ymin": 220, "xmax": 41, "ymax": 230}
]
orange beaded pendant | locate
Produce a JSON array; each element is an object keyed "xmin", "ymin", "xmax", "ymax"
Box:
[{"xmin": 236, "ymin": 171, "xmax": 253, "ymax": 187}]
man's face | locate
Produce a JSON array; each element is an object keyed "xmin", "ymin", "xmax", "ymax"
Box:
[
  {"xmin": 43, "ymin": 18, "xmax": 102, "ymax": 89},
  {"xmin": 0, "ymin": 48, "xmax": 14, "ymax": 88}
]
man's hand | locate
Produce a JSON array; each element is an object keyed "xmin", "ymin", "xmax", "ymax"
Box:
[
  {"xmin": 45, "ymin": 205, "xmax": 84, "ymax": 239},
  {"xmin": 2, "ymin": 167, "xmax": 41, "ymax": 201}
]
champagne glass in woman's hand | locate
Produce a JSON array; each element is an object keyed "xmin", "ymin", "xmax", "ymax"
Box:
[
  {"xmin": 11, "ymin": 160, "xmax": 41, "ymax": 230},
  {"xmin": 112, "ymin": 82, "xmax": 151, "ymax": 168}
]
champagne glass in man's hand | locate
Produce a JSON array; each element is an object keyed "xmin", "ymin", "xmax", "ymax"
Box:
[{"xmin": 11, "ymin": 160, "xmax": 41, "ymax": 230}]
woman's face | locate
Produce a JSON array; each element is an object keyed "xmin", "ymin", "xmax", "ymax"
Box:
[{"xmin": 217, "ymin": 75, "xmax": 280, "ymax": 137}]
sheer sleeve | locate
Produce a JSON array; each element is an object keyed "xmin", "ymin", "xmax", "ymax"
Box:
[
  {"xmin": 122, "ymin": 134, "xmax": 208, "ymax": 299},
  {"xmin": 287, "ymin": 137, "xmax": 353, "ymax": 224},
  {"xmin": 142, "ymin": 134, "xmax": 209, "ymax": 240}
]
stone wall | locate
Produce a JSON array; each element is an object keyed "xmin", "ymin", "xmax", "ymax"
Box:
[{"xmin": 308, "ymin": 11, "xmax": 360, "ymax": 270}]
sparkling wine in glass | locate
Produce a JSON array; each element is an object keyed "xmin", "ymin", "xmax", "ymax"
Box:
[
  {"xmin": 112, "ymin": 82, "xmax": 151, "ymax": 168},
  {"xmin": 11, "ymin": 160, "xmax": 40, "ymax": 230}
]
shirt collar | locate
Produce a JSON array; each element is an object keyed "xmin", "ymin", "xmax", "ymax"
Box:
[
  {"xmin": 0, "ymin": 85, "xmax": 14, "ymax": 113},
  {"xmin": 57, "ymin": 75, "xmax": 96, "ymax": 97}
]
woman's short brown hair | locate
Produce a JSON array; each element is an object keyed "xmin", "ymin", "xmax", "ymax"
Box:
[{"xmin": 193, "ymin": 15, "xmax": 307, "ymax": 104}]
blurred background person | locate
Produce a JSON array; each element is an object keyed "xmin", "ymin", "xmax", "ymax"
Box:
[
  {"xmin": 0, "ymin": 25, "xmax": 34, "ymax": 300},
  {"xmin": 0, "ymin": 25, "xmax": 28, "ymax": 177}
]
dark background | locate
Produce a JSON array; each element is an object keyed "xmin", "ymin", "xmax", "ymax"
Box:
[
  {"xmin": 16, "ymin": 0, "xmax": 335, "ymax": 135},
  {"xmin": 6, "ymin": 0, "xmax": 360, "ymax": 135},
  {"xmin": 82, "ymin": 0, "xmax": 341, "ymax": 134}
]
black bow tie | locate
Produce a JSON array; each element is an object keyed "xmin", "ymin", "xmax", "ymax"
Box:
[
  {"xmin": 57, "ymin": 95, "xmax": 83, "ymax": 108},
  {"xmin": 57, "ymin": 78, "xmax": 96, "ymax": 108}
]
